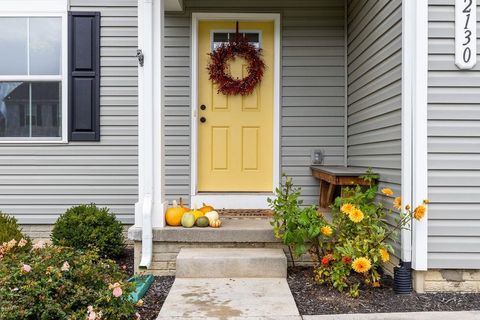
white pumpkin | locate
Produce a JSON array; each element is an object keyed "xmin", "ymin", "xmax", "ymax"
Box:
[{"xmin": 204, "ymin": 210, "xmax": 219, "ymax": 222}]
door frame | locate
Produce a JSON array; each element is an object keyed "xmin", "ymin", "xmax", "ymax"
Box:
[{"xmin": 190, "ymin": 12, "xmax": 281, "ymax": 209}]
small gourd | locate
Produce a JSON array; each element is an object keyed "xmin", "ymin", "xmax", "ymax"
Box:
[
  {"xmin": 199, "ymin": 202, "xmax": 215, "ymax": 214},
  {"xmin": 204, "ymin": 210, "xmax": 219, "ymax": 223},
  {"xmin": 181, "ymin": 213, "xmax": 195, "ymax": 228},
  {"xmin": 209, "ymin": 219, "xmax": 222, "ymax": 228},
  {"xmin": 195, "ymin": 216, "xmax": 209, "ymax": 227},
  {"xmin": 165, "ymin": 200, "xmax": 185, "ymax": 226}
]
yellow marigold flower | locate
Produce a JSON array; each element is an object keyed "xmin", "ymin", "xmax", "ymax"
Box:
[
  {"xmin": 321, "ymin": 226, "xmax": 333, "ymax": 237},
  {"xmin": 352, "ymin": 257, "xmax": 372, "ymax": 273},
  {"xmin": 379, "ymin": 248, "xmax": 390, "ymax": 262},
  {"xmin": 393, "ymin": 197, "xmax": 402, "ymax": 210},
  {"xmin": 348, "ymin": 208, "xmax": 364, "ymax": 223},
  {"xmin": 413, "ymin": 205, "xmax": 426, "ymax": 220},
  {"xmin": 341, "ymin": 203, "xmax": 354, "ymax": 215},
  {"xmin": 381, "ymin": 188, "xmax": 394, "ymax": 196}
]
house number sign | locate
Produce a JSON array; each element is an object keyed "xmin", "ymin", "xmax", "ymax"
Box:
[{"xmin": 456, "ymin": 0, "xmax": 477, "ymax": 69}]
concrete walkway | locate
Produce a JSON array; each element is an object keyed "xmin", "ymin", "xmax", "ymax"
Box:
[{"xmin": 157, "ymin": 277, "xmax": 301, "ymax": 320}]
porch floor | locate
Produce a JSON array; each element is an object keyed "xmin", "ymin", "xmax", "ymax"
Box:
[{"xmin": 129, "ymin": 217, "xmax": 277, "ymax": 243}]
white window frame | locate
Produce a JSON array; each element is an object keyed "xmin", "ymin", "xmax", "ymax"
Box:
[{"xmin": 0, "ymin": 0, "xmax": 68, "ymax": 143}]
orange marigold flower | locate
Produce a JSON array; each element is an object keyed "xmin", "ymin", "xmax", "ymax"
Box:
[
  {"xmin": 379, "ymin": 248, "xmax": 390, "ymax": 262},
  {"xmin": 352, "ymin": 257, "xmax": 372, "ymax": 273},
  {"xmin": 393, "ymin": 197, "xmax": 402, "ymax": 210},
  {"xmin": 321, "ymin": 254, "xmax": 334, "ymax": 266},
  {"xmin": 381, "ymin": 188, "xmax": 394, "ymax": 196},
  {"xmin": 340, "ymin": 203, "xmax": 354, "ymax": 215},
  {"xmin": 321, "ymin": 226, "xmax": 333, "ymax": 237},
  {"xmin": 341, "ymin": 256, "xmax": 352, "ymax": 264},
  {"xmin": 413, "ymin": 205, "xmax": 426, "ymax": 220},
  {"xmin": 348, "ymin": 208, "xmax": 364, "ymax": 223}
]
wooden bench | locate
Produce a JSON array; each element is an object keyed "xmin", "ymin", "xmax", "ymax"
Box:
[{"xmin": 310, "ymin": 166, "xmax": 374, "ymax": 209}]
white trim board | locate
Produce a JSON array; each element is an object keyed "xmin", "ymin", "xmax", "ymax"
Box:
[
  {"xmin": 190, "ymin": 12, "xmax": 281, "ymax": 208},
  {"xmin": 191, "ymin": 194, "xmax": 274, "ymax": 210}
]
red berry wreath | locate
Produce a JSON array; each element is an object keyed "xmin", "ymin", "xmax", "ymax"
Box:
[{"xmin": 207, "ymin": 37, "xmax": 266, "ymax": 96}]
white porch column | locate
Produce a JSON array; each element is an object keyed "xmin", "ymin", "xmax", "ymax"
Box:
[
  {"xmin": 401, "ymin": 0, "xmax": 429, "ymax": 270},
  {"xmin": 135, "ymin": 0, "xmax": 165, "ymax": 268}
]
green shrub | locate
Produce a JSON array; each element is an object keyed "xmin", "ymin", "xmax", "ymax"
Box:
[
  {"xmin": 0, "ymin": 212, "xmax": 31, "ymax": 252},
  {"xmin": 51, "ymin": 204, "xmax": 125, "ymax": 258},
  {"xmin": 0, "ymin": 244, "xmax": 136, "ymax": 319}
]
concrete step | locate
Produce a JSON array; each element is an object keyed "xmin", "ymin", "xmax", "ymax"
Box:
[
  {"xmin": 157, "ymin": 278, "xmax": 301, "ymax": 319},
  {"xmin": 176, "ymin": 248, "xmax": 287, "ymax": 278}
]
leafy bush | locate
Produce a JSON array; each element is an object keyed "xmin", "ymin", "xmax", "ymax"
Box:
[
  {"xmin": 0, "ymin": 243, "xmax": 136, "ymax": 319},
  {"xmin": 269, "ymin": 172, "xmax": 428, "ymax": 297},
  {"xmin": 51, "ymin": 204, "xmax": 125, "ymax": 258},
  {"xmin": 0, "ymin": 212, "xmax": 31, "ymax": 253}
]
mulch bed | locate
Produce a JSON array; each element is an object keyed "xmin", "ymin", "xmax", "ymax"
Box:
[
  {"xmin": 118, "ymin": 248, "xmax": 175, "ymax": 320},
  {"xmin": 288, "ymin": 266, "xmax": 480, "ymax": 315}
]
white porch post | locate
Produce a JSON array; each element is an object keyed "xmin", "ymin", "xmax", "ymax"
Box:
[{"xmin": 135, "ymin": 0, "xmax": 165, "ymax": 269}]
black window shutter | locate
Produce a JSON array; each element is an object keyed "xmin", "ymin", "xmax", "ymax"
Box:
[{"xmin": 68, "ymin": 12, "xmax": 100, "ymax": 141}]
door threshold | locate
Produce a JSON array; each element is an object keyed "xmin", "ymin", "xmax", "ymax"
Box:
[{"xmin": 191, "ymin": 193, "xmax": 274, "ymax": 209}]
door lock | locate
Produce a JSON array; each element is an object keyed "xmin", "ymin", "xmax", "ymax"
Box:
[
  {"xmin": 200, "ymin": 117, "xmax": 206, "ymax": 123},
  {"xmin": 200, "ymin": 104, "xmax": 206, "ymax": 110}
]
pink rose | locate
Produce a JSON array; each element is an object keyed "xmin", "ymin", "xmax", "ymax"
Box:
[
  {"xmin": 112, "ymin": 286, "xmax": 123, "ymax": 298},
  {"xmin": 21, "ymin": 264, "xmax": 31, "ymax": 273},
  {"xmin": 61, "ymin": 261, "xmax": 70, "ymax": 272}
]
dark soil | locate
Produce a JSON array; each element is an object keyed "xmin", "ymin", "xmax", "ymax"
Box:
[
  {"xmin": 118, "ymin": 248, "xmax": 175, "ymax": 320},
  {"xmin": 136, "ymin": 275, "xmax": 175, "ymax": 320},
  {"xmin": 288, "ymin": 266, "xmax": 480, "ymax": 315}
]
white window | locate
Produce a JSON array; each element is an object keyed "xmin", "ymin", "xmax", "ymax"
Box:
[
  {"xmin": 211, "ymin": 31, "xmax": 262, "ymax": 51},
  {"xmin": 0, "ymin": 2, "xmax": 68, "ymax": 143}
]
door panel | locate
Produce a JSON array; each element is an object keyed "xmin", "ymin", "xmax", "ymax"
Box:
[{"xmin": 197, "ymin": 21, "xmax": 274, "ymax": 192}]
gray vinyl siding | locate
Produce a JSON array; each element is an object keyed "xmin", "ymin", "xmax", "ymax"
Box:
[
  {"xmin": 0, "ymin": 0, "xmax": 138, "ymax": 224},
  {"xmin": 428, "ymin": 0, "xmax": 480, "ymax": 269},
  {"xmin": 346, "ymin": 0, "xmax": 402, "ymax": 199},
  {"xmin": 164, "ymin": 0, "xmax": 346, "ymax": 206}
]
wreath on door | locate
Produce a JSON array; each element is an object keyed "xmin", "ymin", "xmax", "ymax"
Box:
[{"xmin": 207, "ymin": 24, "xmax": 265, "ymax": 96}]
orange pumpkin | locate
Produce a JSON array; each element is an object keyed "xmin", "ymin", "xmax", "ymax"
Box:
[
  {"xmin": 165, "ymin": 200, "xmax": 188, "ymax": 226},
  {"xmin": 178, "ymin": 197, "xmax": 190, "ymax": 213},
  {"xmin": 199, "ymin": 202, "xmax": 215, "ymax": 214}
]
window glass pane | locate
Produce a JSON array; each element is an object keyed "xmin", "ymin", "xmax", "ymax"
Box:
[
  {"xmin": 213, "ymin": 32, "xmax": 229, "ymax": 42},
  {"xmin": 31, "ymin": 82, "xmax": 61, "ymax": 137},
  {"xmin": 0, "ymin": 18, "xmax": 28, "ymax": 75},
  {"xmin": 0, "ymin": 82, "xmax": 29, "ymax": 137},
  {"xmin": 30, "ymin": 18, "xmax": 62, "ymax": 75},
  {"xmin": 0, "ymin": 82, "xmax": 61, "ymax": 138},
  {"xmin": 245, "ymin": 33, "xmax": 259, "ymax": 43}
]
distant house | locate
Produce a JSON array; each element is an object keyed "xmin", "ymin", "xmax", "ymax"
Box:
[{"xmin": 0, "ymin": 0, "xmax": 479, "ymax": 293}]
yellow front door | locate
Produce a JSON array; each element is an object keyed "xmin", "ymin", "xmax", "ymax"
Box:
[{"xmin": 198, "ymin": 20, "xmax": 274, "ymax": 192}]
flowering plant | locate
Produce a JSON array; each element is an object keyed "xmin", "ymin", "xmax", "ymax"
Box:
[
  {"xmin": 0, "ymin": 241, "xmax": 136, "ymax": 319},
  {"xmin": 269, "ymin": 171, "xmax": 428, "ymax": 297}
]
